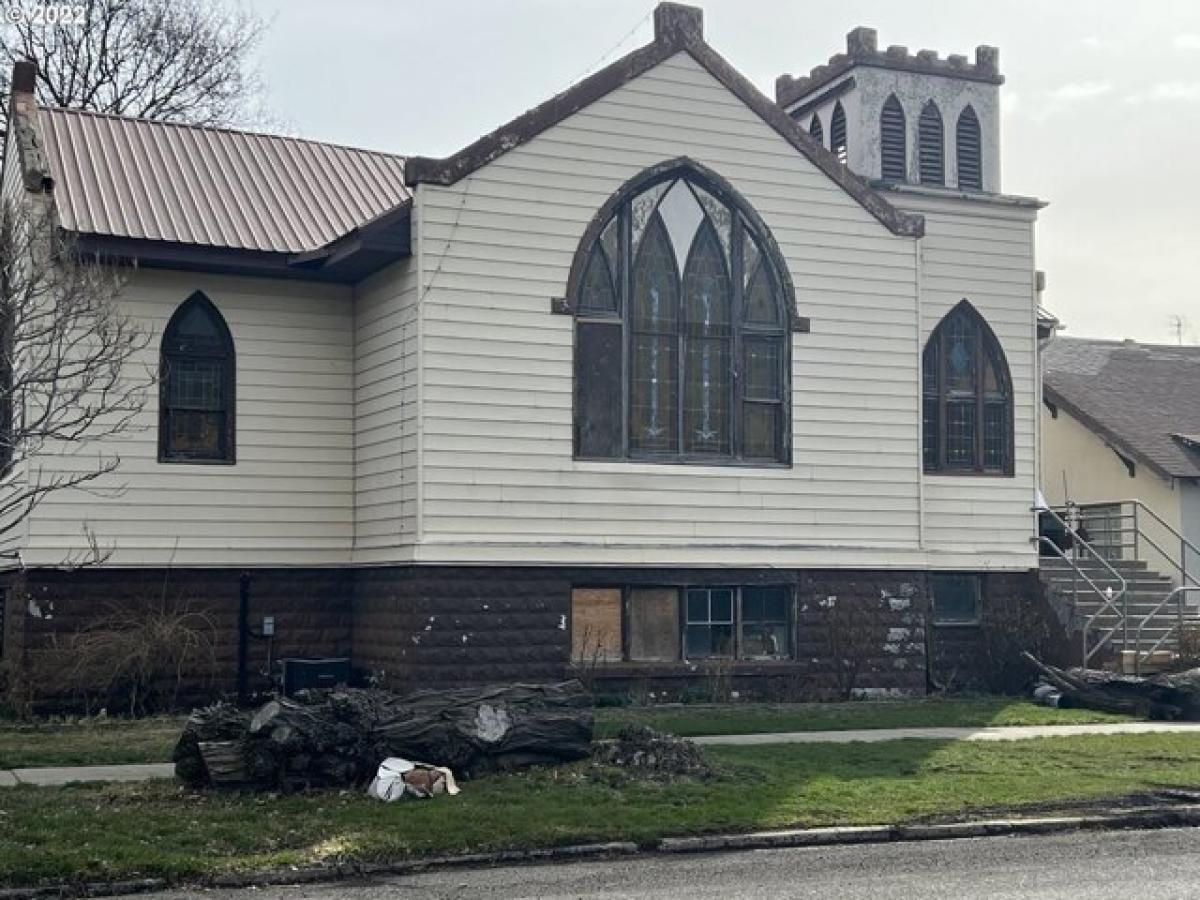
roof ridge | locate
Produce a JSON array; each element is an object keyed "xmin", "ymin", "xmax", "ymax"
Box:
[
  {"xmin": 39, "ymin": 105, "xmax": 407, "ymax": 162},
  {"xmin": 1054, "ymin": 336, "xmax": 1200, "ymax": 353}
]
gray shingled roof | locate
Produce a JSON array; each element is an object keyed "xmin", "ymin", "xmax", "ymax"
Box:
[
  {"xmin": 39, "ymin": 107, "xmax": 410, "ymax": 254},
  {"xmin": 1043, "ymin": 337, "xmax": 1200, "ymax": 479}
]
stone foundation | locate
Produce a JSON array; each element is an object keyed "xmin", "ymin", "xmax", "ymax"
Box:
[{"xmin": 0, "ymin": 564, "xmax": 1055, "ymax": 711}]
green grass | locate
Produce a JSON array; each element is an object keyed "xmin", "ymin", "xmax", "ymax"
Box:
[
  {"xmin": 1, "ymin": 733, "xmax": 1199, "ymax": 887},
  {"xmin": 0, "ymin": 699, "xmax": 1133, "ymax": 768},
  {"xmin": 592, "ymin": 697, "xmax": 1132, "ymax": 738},
  {"xmin": 0, "ymin": 717, "xmax": 184, "ymax": 768}
]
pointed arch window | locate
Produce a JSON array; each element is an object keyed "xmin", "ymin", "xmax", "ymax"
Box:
[
  {"xmin": 918, "ymin": 101, "xmax": 945, "ymax": 186},
  {"xmin": 159, "ymin": 292, "xmax": 235, "ymax": 463},
  {"xmin": 571, "ymin": 164, "xmax": 795, "ymax": 465},
  {"xmin": 880, "ymin": 95, "xmax": 906, "ymax": 182},
  {"xmin": 922, "ymin": 301, "xmax": 1012, "ymax": 475},
  {"xmin": 830, "ymin": 101, "xmax": 848, "ymax": 164},
  {"xmin": 809, "ymin": 113, "xmax": 824, "ymax": 146},
  {"xmin": 956, "ymin": 105, "xmax": 982, "ymax": 190}
]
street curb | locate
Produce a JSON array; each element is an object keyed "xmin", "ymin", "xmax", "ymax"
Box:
[
  {"xmin": 5, "ymin": 806, "xmax": 1200, "ymax": 898},
  {"xmin": 655, "ymin": 804, "xmax": 1200, "ymax": 853}
]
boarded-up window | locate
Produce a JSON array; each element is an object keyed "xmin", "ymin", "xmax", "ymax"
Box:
[
  {"xmin": 628, "ymin": 588, "xmax": 680, "ymax": 661},
  {"xmin": 809, "ymin": 113, "xmax": 824, "ymax": 146},
  {"xmin": 571, "ymin": 588, "xmax": 622, "ymax": 662}
]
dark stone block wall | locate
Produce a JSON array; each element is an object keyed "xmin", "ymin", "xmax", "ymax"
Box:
[
  {"xmin": 2, "ymin": 567, "xmax": 351, "ymax": 709},
  {"xmin": 0, "ymin": 563, "xmax": 1058, "ymax": 711}
]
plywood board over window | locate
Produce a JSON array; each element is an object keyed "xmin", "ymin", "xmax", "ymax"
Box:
[
  {"xmin": 629, "ymin": 587, "xmax": 681, "ymax": 661},
  {"xmin": 571, "ymin": 588, "xmax": 622, "ymax": 662}
]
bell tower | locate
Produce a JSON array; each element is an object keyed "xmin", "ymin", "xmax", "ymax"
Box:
[{"xmin": 776, "ymin": 28, "xmax": 1003, "ymax": 193}]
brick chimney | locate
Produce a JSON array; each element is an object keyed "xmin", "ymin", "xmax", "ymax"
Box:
[{"xmin": 7, "ymin": 59, "xmax": 54, "ymax": 194}]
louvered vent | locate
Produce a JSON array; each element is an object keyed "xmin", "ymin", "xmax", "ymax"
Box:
[
  {"xmin": 956, "ymin": 105, "xmax": 982, "ymax": 190},
  {"xmin": 880, "ymin": 95, "xmax": 906, "ymax": 182},
  {"xmin": 831, "ymin": 101, "xmax": 848, "ymax": 164},
  {"xmin": 918, "ymin": 101, "xmax": 944, "ymax": 186},
  {"xmin": 809, "ymin": 114, "xmax": 824, "ymax": 146}
]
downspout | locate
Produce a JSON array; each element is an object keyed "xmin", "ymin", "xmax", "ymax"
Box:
[{"xmin": 915, "ymin": 238, "xmax": 925, "ymax": 551}]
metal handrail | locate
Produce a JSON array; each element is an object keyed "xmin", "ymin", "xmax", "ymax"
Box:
[
  {"xmin": 1036, "ymin": 504, "xmax": 1128, "ymax": 666},
  {"xmin": 1053, "ymin": 499, "xmax": 1200, "ymax": 589},
  {"xmin": 1135, "ymin": 586, "xmax": 1200, "ymax": 675}
]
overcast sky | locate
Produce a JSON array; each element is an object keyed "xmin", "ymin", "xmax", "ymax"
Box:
[{"xmin": 248, "ymin": 0, "xmax": 1200, "ymax": 345}]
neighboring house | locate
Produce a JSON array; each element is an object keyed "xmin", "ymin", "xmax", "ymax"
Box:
[
  {"xmin": 0, "ymin": 4, "xmax": 1047, "ymax": 699},
  {"xmin": 1041, "ymin": 337, "xmax": 1200, "ymax": 585}
]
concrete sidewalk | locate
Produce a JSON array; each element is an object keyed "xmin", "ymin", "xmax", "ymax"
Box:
[
  {"xmin": 4, "ymin": 721, "xmax": 1200, "ymax": 786},
  {"xmin": 692, "ymin": 721, "xmax": 1200, "ymax": 746}
]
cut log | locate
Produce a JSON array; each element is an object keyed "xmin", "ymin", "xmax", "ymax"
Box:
[
  {"xmin": 173, "ymin": 681, "xmax": 594, "ymax": 790},
  {"xmin": 1023, "ymin": 653, "xmax": 1200, "ymax": 720}
]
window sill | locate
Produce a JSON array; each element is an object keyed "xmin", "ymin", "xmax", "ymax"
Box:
[
  {"xmin": 923, "ymin": 469, "xmax": 1014, "ymax": 478},
  {"xmin": 574, "ymin": 457, "xmax": 791, "ymax": 475},
  {"xmin": 158, "ymin": 456, "xmax": 237, "ymax": 466},
  {"xmin": 931, "ymin": 619, "xmax": 982, "ymax": 628}
]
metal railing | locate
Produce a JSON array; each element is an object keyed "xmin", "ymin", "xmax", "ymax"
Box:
[
  {"xmin": 1050, "ymin": 499, "xmax": 1200, "ymax": 591},
  {"xmin": 1036, "ymin": 505, "xmax": 1128, "ymax": 667},
  {"xmin": 1135, "ymin": 586, "xmax": 1200, "ymax": 675}
]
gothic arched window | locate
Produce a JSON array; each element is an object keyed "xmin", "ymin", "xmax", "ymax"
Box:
[
  {"xmin": 830, "ymin": 101, "xmax": 848, "ymax": 164},
  {"xmin": 918, "ymin": 100, "xmax": 945, "ymax": 185},
  {"xmin": 159, "ymin": 292, "xmax": 235, "ymax": 463},
  {"xmin": 572, "ymin": 164, "xmax": 795, "ymax": 464},
  {"xmin": 956, "ymin": 105, "xmax": 982, "ymax": 190},
  {"xmin": 809, "ymin": 113, "xmax": 824, "ymax": 146},
  {"xmin": 880, "ymin": 95, "xmax": 906, "ymax": 182},
  {"xmin": 922, "ymin": 300, "xmax": 1012, "ymax": 475}
]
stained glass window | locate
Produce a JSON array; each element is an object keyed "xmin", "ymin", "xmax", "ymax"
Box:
[
  {"xmin": 922, "ymin": 300, "xmax": 1012, "ymax": 474},
  {"xmin": 160, "ymin": 293, "xmax": 234, "ymax": 463},
  {"xmin": 573, "ymin": 167, "xmax": 793, "ymax": 464}
]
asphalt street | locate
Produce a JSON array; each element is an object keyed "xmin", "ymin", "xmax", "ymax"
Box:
[{"xmin": 149, "ymin": 826, "xmax": 1200, "ymax": 899}]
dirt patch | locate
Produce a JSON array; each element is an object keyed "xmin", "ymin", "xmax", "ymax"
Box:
[{"xmin": 593, "ymin": 725, "xmax": 713, "ymax": 779}]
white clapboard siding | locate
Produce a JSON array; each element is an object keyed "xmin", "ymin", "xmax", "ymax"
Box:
[
  {"xmin": 412, "ymin": 51, "xmax": 936, "ymax": 568},
  {"xmin": 0, "ymin": 134, "xmax": 29, "ymax": 560},
  {"xmin": 897, "ymin": 192, "xmax": 1040, "ymax": 566},
  {"xmin": 22, "ymin": 269, "xmax": 356, "ymax": 566},
  {"xmin": 353, "ymin": 257, "xmax": 419, "ymax": 562}
]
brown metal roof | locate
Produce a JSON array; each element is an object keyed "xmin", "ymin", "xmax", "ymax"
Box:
[{"xmin": 38, "ymin": 107, "xmax": 410, "ymax": 254}]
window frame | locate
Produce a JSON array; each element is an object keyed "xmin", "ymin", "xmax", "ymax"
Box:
[
  {"xmin": 918, "ymin": 100, "xmax": 945, "ymax": 186},
  {"xmin": 568, "ymin": 583, "xmax": 795, "ymax": 664},
  {"xmin": 922, "ymin": 300, "xmax": 1014, "ymax": 477},
  {"xmin": 930, "ymin": 574, "xmax": 983, "ymax": 627},
  {"xmin": 956, "ymin": 105, "xmax": 983, "ymax": 191},
  {"xmin": 158, "ymin": 291, "xmax": 236, "ymax": 465},
  {"xmin": 879, "ymin": 94, "xmax": 906, "ymax": 182},
  {"xmin": 568, "ymin": 160, "xmax": 797, "ymax": 468}
]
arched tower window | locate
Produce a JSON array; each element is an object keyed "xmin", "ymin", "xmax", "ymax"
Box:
[
  {"xmin": 809, "ymin": 113, "xmax": 824, "ymax": 146},
  {"xmin": 830, "ymin": 101, "xmax": 848, "ymax": 164},
  {"xmin": 956, "ymin": 105, "xmax": 982, "ymax": 190},
  {"xmin": 918, "ymin": 101, "xmax": 945, "ymax": 186},
  {"xmin": 922, "ymin": 300, "xmax": 1012, "ymax": 475},
  {"xmin": 880, "ymin": 95, "xmax": 906, "ymax": 182},
  {"xmin": 159, "ymin": 292, "xmax": 235, "ymax": 463},
  {"xmin": 571, "ymin": 163, "xmax": 795, "ymax": 464}
]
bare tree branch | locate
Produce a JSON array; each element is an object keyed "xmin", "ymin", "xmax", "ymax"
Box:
[
  {"xmin": 0, "ymin": 0, "xmax": 271, "ymax": 128},
  {"xmin": 0, "ymin": 198, "xmax": 153, "ymax": 565}
]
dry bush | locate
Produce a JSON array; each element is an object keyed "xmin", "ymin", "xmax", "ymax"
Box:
[{"xmin": 28, "ymin": 594, "xmax": 217, "ymax": 715}]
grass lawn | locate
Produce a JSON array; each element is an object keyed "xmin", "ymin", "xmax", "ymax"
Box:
[
  {"xmin": 591, "ymin": 697, "xmax": 1132, "ymax": 738},
  {"xmin": 0, "ymin": 698, "xmax": 1132, "ymax": 768},
  {"xmin": 0, "ymin": 717, "xmax": 184, "ymax": 769},
  {"xmin": 2, "ymin": 733, "xmax": 1199, "ymax": 887}
]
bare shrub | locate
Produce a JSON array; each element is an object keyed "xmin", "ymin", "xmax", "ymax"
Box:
[{"xmin": 813, "ymin": 595, "xmax": 890, "ymax": 701}]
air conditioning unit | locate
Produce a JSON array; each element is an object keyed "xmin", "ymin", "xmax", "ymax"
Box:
[{"xmin": 280, "ymin": 657, "xmax": 350, "ymax": 696}]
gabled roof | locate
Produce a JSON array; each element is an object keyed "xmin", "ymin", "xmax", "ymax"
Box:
[
  {"xmin": 406, "ymin": 3, "xmax": 924, "ymax": 240},
  {"xmin": 1043, "ymin": 337, "xmax": 1200, "ymax": 480},
  {"xmin": 38, "ymin": 106, "xmax": 410, "ymax": 254}
]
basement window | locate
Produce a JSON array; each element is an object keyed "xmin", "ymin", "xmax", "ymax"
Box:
[
  {"xmin": 569, "ymin": 585, "xmax": 793, "ymax": 663},
  {"xmin": 930, "ymin": 574, "xmax": 981, "ymax": 626}
]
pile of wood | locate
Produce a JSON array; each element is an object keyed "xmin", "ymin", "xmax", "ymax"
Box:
[
  {"xmin": 1024, "ymin": 653, "xmax": 1200, "ymax": 720},
  {"xmin": 173, "ymin": 681, "xmax": 594, "ymax": 790}
]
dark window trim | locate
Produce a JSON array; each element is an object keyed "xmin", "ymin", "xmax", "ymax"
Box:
[
  {"xmin": 567, "ymin": 158, "xmax": 798, "ymax": 467},
  {"xmin": 158, "ymin": 291, "xmax": 237, "ymax": 465},
  {"xmin": 923, "ymin": 299, "xmax": 1014, "ymax": 477},
  {"xmin": 930, "ymin": 573, "xmax": 983, "ymax": 627}
]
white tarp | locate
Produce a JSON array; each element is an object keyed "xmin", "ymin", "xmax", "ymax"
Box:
[{"xmin": 367, "ymin": 757, "xmax": 460, "ymax": 802}]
